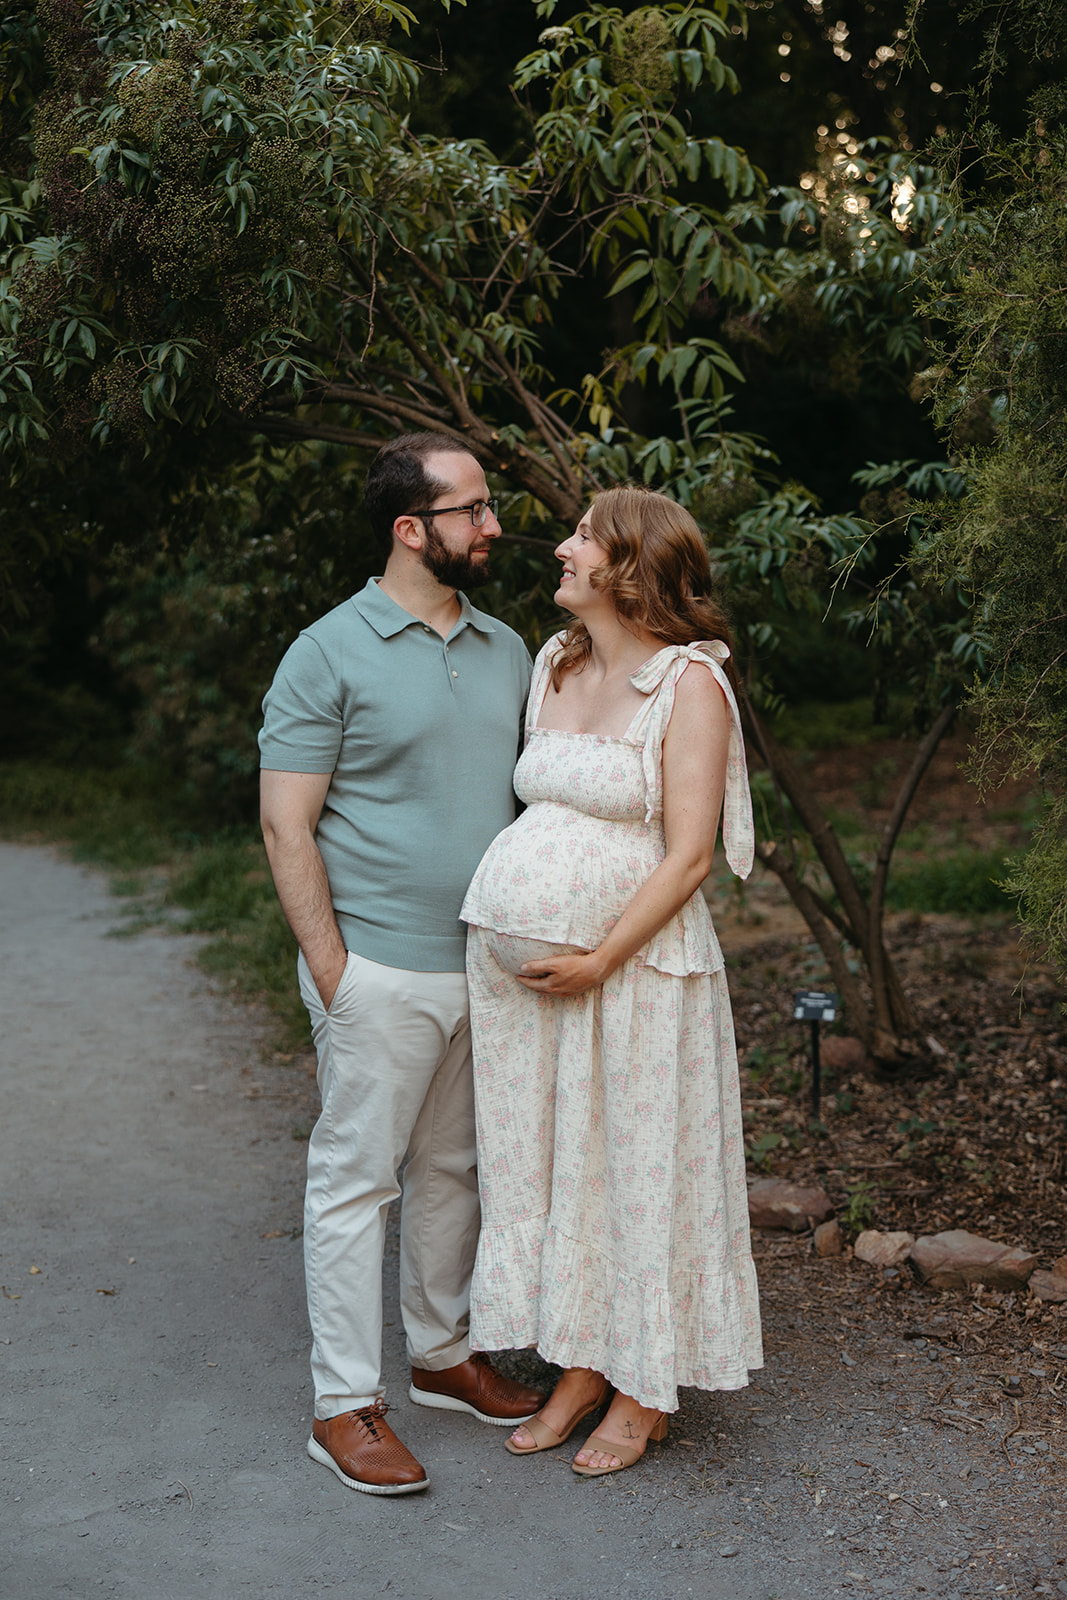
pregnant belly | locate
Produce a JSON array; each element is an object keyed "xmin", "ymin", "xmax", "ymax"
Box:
[
  {"xmin": 480, "ymin": 931, "xmax": 589, "ymax": 976},
  {"xmin": 460, "ymin": 803, "xmax": 663, "ymax": 950}
]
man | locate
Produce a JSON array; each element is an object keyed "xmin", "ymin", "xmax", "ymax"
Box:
[{"xmin": 259, "ymin": 433, "xmax": 542, "ymax": 1496}]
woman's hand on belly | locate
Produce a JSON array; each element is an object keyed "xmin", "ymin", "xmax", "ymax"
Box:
[{"xmin": 516, "ymin": 949, "xmax": 608, "ymax": 996}]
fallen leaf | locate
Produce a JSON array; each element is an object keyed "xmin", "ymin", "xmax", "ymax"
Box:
[
  {"xmin": 29, "ymin": 1265, "xmax": 41, "ymax": 1275},
  {"xmin": 1, "ymin": 1286, "xmax": 20, "ymax": 1299},
  {"xmin": 95, "ymin": 1287, "xmax": 117, "ymax": 1296},
  {"xmin": 261, "ymin": 1229, "xmax": 286, "ymax": 1240}
]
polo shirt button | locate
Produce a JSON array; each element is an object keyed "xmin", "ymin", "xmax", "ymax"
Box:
[{"xmin": 452, "ymin": 670, "xmax": 458, "ymax": 678}]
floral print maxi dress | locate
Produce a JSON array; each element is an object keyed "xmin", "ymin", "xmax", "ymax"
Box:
[{"xmin": 460, "ymin": 634, "xmax": 763, "ymax": 1413}]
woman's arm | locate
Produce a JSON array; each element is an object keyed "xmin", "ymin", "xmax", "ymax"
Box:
[{"xmin": 516, "ymin": 664, "xmax": 730, "ymax": 996}]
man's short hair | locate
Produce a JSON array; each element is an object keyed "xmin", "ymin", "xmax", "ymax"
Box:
[{"xmin": 364, "ymin": 433, "xmax": 478, "ymax": 554}]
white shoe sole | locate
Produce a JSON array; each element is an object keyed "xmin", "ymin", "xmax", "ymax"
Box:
[
  {"xmin": 408, "ymin": 1385, "xmax": 537, "ymax": 1427},
  {"xmin": 307, "ymin": 1436, "xmax": 430, "ymax": 1495}
]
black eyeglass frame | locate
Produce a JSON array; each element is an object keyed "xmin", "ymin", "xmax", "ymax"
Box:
[{"xmin": 408, "ymin": 498, "xmax": 499, "ymax": 527}]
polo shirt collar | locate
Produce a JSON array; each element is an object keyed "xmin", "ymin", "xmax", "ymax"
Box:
[{"xmin": 352, "ymin": 578, "xmax": 497, "ymax": 639}]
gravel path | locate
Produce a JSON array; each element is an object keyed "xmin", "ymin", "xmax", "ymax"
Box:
[{"xmin": 3, "ymin": 840, "xmax": 1063, "ymax": 1599}]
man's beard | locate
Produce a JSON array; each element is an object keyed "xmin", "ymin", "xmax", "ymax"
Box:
[{"xmin": 420, "ymin": 520, "xmax": 492, "ymax": 590}]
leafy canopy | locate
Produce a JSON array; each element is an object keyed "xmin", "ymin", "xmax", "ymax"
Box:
[{"xmin": 1, "ymin": 0, "xmax": 773, "ymax": 542}]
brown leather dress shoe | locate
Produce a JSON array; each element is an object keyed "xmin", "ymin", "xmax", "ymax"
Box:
[
  {"xmin": 409, "ymin": 1352, "xmax": 544, "ymax": 1425},
  {"xmin": 307, "ymin": 1401, "xmax": 430, "ymax": 1495}
]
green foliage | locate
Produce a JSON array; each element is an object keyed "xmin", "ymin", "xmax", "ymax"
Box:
[
  {"xmin": 94, "ymin": 441, "xmax": 380, "ymax": 818},
  {"xmin": 745, "ymin": 1129, "xmax": 782, "ymax": 1171},
  {"xmin": 746, "ymin": 1042, "xmax": 801, "ymax": 1098},
  {"xmin": 1004, "ymin": 822, "xmax": 1067, "ymax": 970},
  {"xmin": 885, "ymin": 848, "xmax": 1013, "ymax": 917},
  {"xmin": 758, "ymin": 145, "xmax": 966, "ymax": 390},
  {"xmin": 841, "ymin": 1179, "xmax": 875, "ymax": 1239},
  {"xmin": 0, "ymin": 0, "xmax": 419, "ymax": 449},
  {"xmin": 771, "ymin": 695, "xmax": 912, "ymax": 750},
  {"xmin": 919, "ymin": 111, "xmax": 1067, "ymax": 967},
  {"xmin": 0, "ymin": 0, "xmax": 775, "ymax": 559},
  {"xmin": 0, "ymin": 758, "xmax": 186, "ymax": 869}
]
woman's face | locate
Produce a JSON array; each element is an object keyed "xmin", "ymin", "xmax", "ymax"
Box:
[{"xmin": 554, "ymin": 512, "xmax": 609, "ymax": 613}]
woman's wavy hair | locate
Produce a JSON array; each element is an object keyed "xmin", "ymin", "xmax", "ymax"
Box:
[{"xmin": 550, "ymin": 485, "xmax": 735, "ymax": 689}]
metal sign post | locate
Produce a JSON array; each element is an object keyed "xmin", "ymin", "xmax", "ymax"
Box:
[{"xmin": 793, "ymin": 990, "xmax": 839, "ymax": 1118}]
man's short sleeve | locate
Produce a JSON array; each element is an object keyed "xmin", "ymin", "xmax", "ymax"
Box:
[{"xmin": 259, "ymin": 633, "xmax": 343, "ymax": 774}]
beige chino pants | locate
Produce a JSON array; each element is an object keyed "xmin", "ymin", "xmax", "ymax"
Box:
[{"xmin": 298, "ymin": 949, "xmax": 479, "ymax": 1419}]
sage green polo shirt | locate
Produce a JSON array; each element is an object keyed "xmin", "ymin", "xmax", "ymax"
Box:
[{"xmin": 259, "ymin": 578, "xmax": 531, "ymax": 972}]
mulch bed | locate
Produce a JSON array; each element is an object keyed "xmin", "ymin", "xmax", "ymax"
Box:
[{"xmin": 728, "ymin": 910, "xmax": 1067, "ymax": 1455}]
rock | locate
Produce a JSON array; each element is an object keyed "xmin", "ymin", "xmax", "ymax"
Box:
[
  {"xmin": 747, "ymin": 1177, "xmax": 833, "ymax": 1232},
  {"xmin": 908, "ymin": 1230, "xmax": 1038, "ymax": 1291},
  {"xmin": 1053, "ymin": 1255, "xmax": 1067, "ymax": 1279},
  {"xmin": 1031, "ymin": 1269, "xmax": 1067, "ymax": 1304},
  {"xmin": 814, "ymin": 1219, "xmax": 843, "ymax": 1257},
  {"xmin": 840, "ymin": 1351, "xmax": 857, "ymax": 1367},
  {"xmin": 854, "ymin": 1229, "xmax": 915, "ymax": 1269},
  {"xmin": 718, "ymin": 1545, "xmax": 741, "ymax": 1558},
  {"xmin": 819, "ymin": 1035, "xmax": 870, "ymax": 1075}
]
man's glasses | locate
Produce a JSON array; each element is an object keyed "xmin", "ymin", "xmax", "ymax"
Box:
[{"xmin": 410, "ymin": 498, "xmax": 499, "ymax": 527}]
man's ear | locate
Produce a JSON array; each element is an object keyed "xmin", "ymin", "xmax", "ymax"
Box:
[{"xmin": 392, "ymin": 513, "xmax": 425, "ymax": 553}]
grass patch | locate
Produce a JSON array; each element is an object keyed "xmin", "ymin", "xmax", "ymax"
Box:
[
  {"xmin": 1, "ymin": 760, "xmax": 307, "ymax": 1047},
  {"xmin": 0, "ymin": 761, "xmax": 190, "ymax": 869}
]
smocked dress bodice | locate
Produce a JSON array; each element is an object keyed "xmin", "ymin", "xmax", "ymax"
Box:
[{"xmin": 460, "ymin": 632, "xmax": 754, "ymax": 977}]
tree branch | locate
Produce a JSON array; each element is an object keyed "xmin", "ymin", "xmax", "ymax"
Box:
[
  {"xmin": 756, "ymin": 839, "xmax": 871, "ymax": 1037},
  {"xmin": 745, "ymin": 697, "xmax": 918, "ymax": 1060},
  {"xmin": 868, "ymin": 700, "xmax": 956, "ymax": 1040},
  {"xmin": 231, "ymin": 412, "xmax": 398, "ymax": 451},
  {"xmin": 749, "ymin": 714, "xmax": 872, "ymax": 958}
]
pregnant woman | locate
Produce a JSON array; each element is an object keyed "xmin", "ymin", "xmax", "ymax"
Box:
[{"xmin": 460, "ymin": 485, "xmax": 762, "ymax": 1478}]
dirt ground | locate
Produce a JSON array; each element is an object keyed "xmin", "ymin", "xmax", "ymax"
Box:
[{"xmin": 3, "ymin": 839, "xmax": 1065, "ymax": 1600}]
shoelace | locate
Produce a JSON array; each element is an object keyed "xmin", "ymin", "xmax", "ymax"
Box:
[{"xmin": 349, "ymin": 1400, "xmax": 390, "ymax": 1438}]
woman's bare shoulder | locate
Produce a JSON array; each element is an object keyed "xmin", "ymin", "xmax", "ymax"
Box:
[{"xmin": 672, "ymin": 654, "xmax": 729, "ymax": 710}]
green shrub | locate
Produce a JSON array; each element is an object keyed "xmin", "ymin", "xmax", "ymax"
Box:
[
  {"xmin": 886, "ymin": 849, "xmax": 1013, "ymax": 915},
  {"xmin": 772, "ymin": 694, "xmax": 914, "ymax": 750}
]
